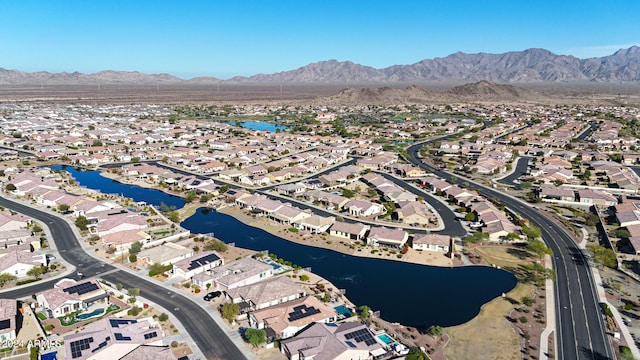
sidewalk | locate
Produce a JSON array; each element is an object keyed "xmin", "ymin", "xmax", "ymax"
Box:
[
  {"xmin": 577, "ymin": 229, "xmax": 640, "ymax": 359},
  {"xmin": 539, "ymin": 253, "xmax": 556, "ymax": 359}
]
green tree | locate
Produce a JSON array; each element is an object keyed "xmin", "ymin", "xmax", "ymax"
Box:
[
  {"xmin": 221, "ymin": 302, "xmax": 240, "ymax": 323},
  {"xmin": 522, "ymin": 224, "xmax": 542, "ymax": 241},
  {"xmin": 299, "ymin": 274, "xmax": 310, "ymax": 282},
  {"xmin": 127, "ymin": 288, "xmax": 140, "ymax": 300},
  {"xmin": 588, "ymin": 244, "xmax": 618, "ymax": 269},
  {"xmin": 464, "ymin": 232, "xmax": 489, "ymax": 244},
  {"xmin": 465, "ymin": 212, "xmax": 475, "ymax": 222},
  {"xmin": 219, "ymin": 185, "xmax": 230, "ymax": 194},
  {"xmin": 128, "ymin": 253, "xmax": 137, "ymax": 263},
  {"xmin": 428, "ymin": 325, "xmax": 443, "ymax": 336},
  {"xmin": 204, "ymin": 239, "xmax": 228, "ymax": 252},
  {"xmin": 584, "ymin": 212, "xmax": 599, "ymax": 227},
  {"xmin": 167, "ymin": 211, "xmax": 180, "ymax": 223},
  {"xmin": 527, "ymin": 239, "xmax": 553, "ymax": 258},
  {"xmin": 244, "ymin": 328, "xmax": 267, "ymax": 348},
  {"xmin": 58, "ymin": 204, "xmax": 70, "ymax": 212},
  {"xmin": 149, "ymin": 263, "xmax": 171, "ymax": 277},
  {"xmin": 0, "ymin": 273, "xmax": 17, "ymax": 287},
  {"xmin": 92, "ymin": 140, "xmax": 103, "ymax": 147},
  {"xmin": 158, "ymin": 313, "xmax": 169, "ymax": 322},
  {"xmin": 74, "ymin": 216, "xmax": 89, "ymax": 231},
  {"xmin": 342, "ymin": 188, "xmax": 355, "ymax": 198},
  {"xmin": 129, "ymin": 241, "xmax": 143, "ymax": 255},
  {"xmin": 184, "ymin": 191, "xmax": 197, "ymax": 203},
  {"xmin": 5, "ymin": 183, "xmax": 16, "ymax": 191},
  {"xmin": 27, "ymin": 266, "xmax": 46, "ymax": 279},
  {"xmin": 357, "ymin": 305, "xmax": 371, "ymax": 320},
  {"xmin": 613, "ymin": 228, "xmax": 631, "ymax": 239}
]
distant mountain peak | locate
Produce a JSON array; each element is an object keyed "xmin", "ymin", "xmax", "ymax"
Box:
[{"xmin": 1, "ymin": 46, "xmax": 639, "ymax": 85}]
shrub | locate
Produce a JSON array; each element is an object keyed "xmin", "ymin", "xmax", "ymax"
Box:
[
  {"xmin": 44, "ymin": 324, "xmax": 54, "ymax": 331},
  {"xmin": 127, "ymin": 306, "xmax": 141, "ymax": 316},
  {"xmin": 158, "ymin": 313, "xmax": 169, "ymax": 322},
  {"xmin": 519, "ymin": 316, "xmax": 528, "ymax": 323}
]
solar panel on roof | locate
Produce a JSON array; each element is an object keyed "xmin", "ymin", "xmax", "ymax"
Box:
[
  {"xmin": 69, "ymin": 337, "xmax": 93, "ymax": 359},
  {"xmin": 64, "ymin": 282, "xmax": 99, "ymax": 295},
  {"xmin": 114, "ymin": 333, "xmax": 131, "ymax": 341},
  {"xmin": 287, "ymin": 305, "xmax": 322, "ymax": 322},
  {"xmin": 144, "ymin": 331, "xmax": 158, "ymax": 340},
  {"xmin": 187, "ymin": 252, "xmax": 221, "ymax": 270},
  {"xmin": 109, "ymin": 319, "xmax": 137, "ymax": 328}
]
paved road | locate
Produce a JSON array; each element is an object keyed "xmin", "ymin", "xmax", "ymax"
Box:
[
  {"xmin": 496, "ymin": 156, "xmax": 532, "ymax": 187},
  {"xmin": 406, "ymin": 143, "xmax": 613, "ymax": 360},
  {"xmin": 0, "ymin": 195, "xmax": 246, "ymax": 360}
]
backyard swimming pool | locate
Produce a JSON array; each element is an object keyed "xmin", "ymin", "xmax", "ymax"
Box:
[
  {"xmin": 334, "ymin": 305, "xmax": 352, "ymax": 317},
  {"xmin": 378, "ymin": 334, "xmax": 393, "ymax": 345},
  {"xmin": 76, "ymin": 308, "xmax": 104, "ymax": 320}
]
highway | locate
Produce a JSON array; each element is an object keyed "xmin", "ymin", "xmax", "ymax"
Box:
[
  {"xmin": 0, "ymin": 195, "xmax": 247, "ymax": 360},
  {"xmin": 406, "ymin": 143, "xmax": 613, "ymax": 360}
]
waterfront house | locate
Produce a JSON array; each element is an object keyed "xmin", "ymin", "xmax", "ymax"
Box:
[
  {"xmin": 269, "ymin": 205, "xmax": 312, "ymax": 225},
  {"xmin": 280, "ymin": 322, "xmax": 384, "ymax": 360},
  {"xmin": 367, "ymin": 227, "xmax": 408, "ymax": 247},
  {"xmin": 172, "ymin": 251, "xmax": 224, "ymax": 280},
  {"xmin": 329, "ymin": 221, "xmax": 369, "ymax": 242},
  {"xmin": 191, "ymin": 257, "xmax": 273, "ymax": 290},
  {"xmin": 293, "ymin": 215, "xmax": 335, "ymax": 234},
  {"xmin": 412, "ymin": 234, "xmax": 450, "ymax": 252},
  {"xmin": 225, "ymin": 276, "xmax": 307, "ymax": 312},
  {"xmin": 248, "ymin": 296, "xmax": 337, "ymax": 341}
]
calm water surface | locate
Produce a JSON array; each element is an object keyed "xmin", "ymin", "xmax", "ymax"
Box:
[{"xmin": 53, "ymin": 165, "xmax": 517, "ymax": 328}]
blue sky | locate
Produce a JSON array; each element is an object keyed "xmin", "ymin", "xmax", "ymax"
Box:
[{"xmin": 1, "ymin": 0, "xmax": 638, "ymax": 79}]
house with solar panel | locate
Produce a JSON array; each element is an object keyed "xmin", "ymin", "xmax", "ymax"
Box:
[
  {"xmin": 172, "ymin": 250, "xmax": 224, "ymax": 280},
  {"xmin": 35, "ymin": 278, "xmax": 109, "ymax": 319},
  {"xmin": 280, "ymin": 322, "xmax": 385, "ymax": 360},
  {"xmin": 248, "ymin": 296, "xmax": 337, "ymax": 341},
  {"xmin": 63, "ymin": 317, "xmax": 166, "ymax": 360}
]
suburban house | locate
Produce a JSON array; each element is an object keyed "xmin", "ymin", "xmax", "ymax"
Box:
[
  {"xmin": 329, "ymin": 221, "xmax": 370, "ymax": 242},
  {"xmin": 63, "ymin": 317, "xmax": 166, "ymax": 360},
  {"xmin": 280, "ymin": 322, "xmax": 385, "ymax": 360},
  {"xmin": 269, "ymin": 205, "xmax": 312, "ymax": 225},
  {"xmin": 0, "ymin": 250, "xmax": 47, "ymax": 277},
  {"xmin": 577, "ymin": 189, "xmax": 618, "ymax": 207},
  {"xmin": 136, "ymin": 243, "xmax": 193, "ymax": 267},
  {"xmin": 412, "ymin": 234, "xmax": 451, "ymax": 252},
  {"xmin": 100, "ymin": 229, "xmax": 150, "ymax": 250},
  {"xmin": 225, "ymin": 276, "xmax": 307, "ymax": 312},
  {"xmin": 248, "ymin": 295, "xmax": 337, "ymax": 340},
  {"xmin": 95, "ymin": 212, "xmax": 149, "ymax": 236},
  {"xmin": 0, "ymin": 299, "xmax": 17, "ymax": 343},
  {"xmin": 36, "ymin": 278, "xmax": 109, "ymax": 319},
  {"xmin": 172, "ymin": 251, "xmax": 224, "ymax": 280},
  {"xmin": 539, "ymin": 186, "xmax": 575, "ymax": 203},
  {"xmin": 367, "ymin": 227, "xmax": 408, "ymax": 247},
  {"xmin": 344, "ymin": 199, "xmax": 384, "ymax": 217},
  {"xmin": 191, "ymin": 257, "xmax": 273, "ymax": 290},
  {"xmin": 293, "ymin": 215, "xmax": 335, "ymax": 234}
]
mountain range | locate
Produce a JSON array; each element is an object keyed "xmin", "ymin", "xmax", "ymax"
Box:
[{"xmin": 1, "ymin": 46, "xmax": 639, "ymax": 85}]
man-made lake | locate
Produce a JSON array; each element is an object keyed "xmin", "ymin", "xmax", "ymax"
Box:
[
  {"xmin": 50, "ymin": 165, "xmax": 185, "ymax": 210},
  {"xmin": 239, "ymin": 121, "xmax": 288, "ymax": 132},
  {"xmin": 52, "ymin": 166, "xmax": 517, "ymax": 328}
]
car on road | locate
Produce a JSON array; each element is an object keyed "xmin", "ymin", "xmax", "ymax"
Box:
[{"xmin": 203, "ymin": 291, "xmax": 222, "ymax": 301}]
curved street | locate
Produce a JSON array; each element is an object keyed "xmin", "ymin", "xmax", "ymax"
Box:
[
  {"xmin": 406, "ymin": 143, "xmax": 613, "ymax": 360},
  {"xmin": 0, "ymin": 195, "xmax": 247, "ymax": 360}
]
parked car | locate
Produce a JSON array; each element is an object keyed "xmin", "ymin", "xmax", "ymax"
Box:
[{"xmin": 203, "ymin": 291, "xmax": 222, "ymax": 301}]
